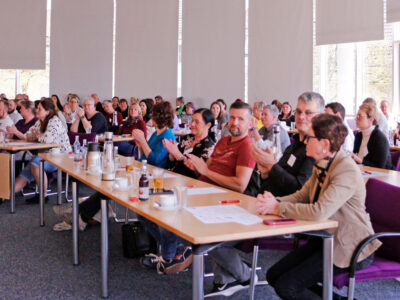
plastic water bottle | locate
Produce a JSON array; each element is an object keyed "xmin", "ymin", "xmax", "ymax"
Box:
[
  {"xmin": 272, "ymin": 126, "xmax": 283, "ymax": 161},
  {"xmin": 73, "ymin": 136, "xmax": 81, "ymax": 162},
  {"xmin": 81, "ymin": 139, "xmax": 88, "ymax": 169}
]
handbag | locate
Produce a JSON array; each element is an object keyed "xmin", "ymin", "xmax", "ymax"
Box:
[{"xmin": 121, "ymin": 222, "xmax": 157, "ymax": 258}]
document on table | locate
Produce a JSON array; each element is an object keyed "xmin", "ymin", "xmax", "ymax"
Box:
[
  {"xmin": 361, "ymin": 170, "xmax": 389, "ymax": 178},
  {"xmin": 5, "ymin": 142, "xmax": 39, "ymax": 146},
  {"xmin": 163, "ymin": 173, "xmax": 178, "ymax": 179},
  {"xmin": 187, "ymin": 187, "xmax": 227, "ymax": 196},
  {"xmin": 186, "ymin": 205, "xmax": 262, "ymax": 225}
]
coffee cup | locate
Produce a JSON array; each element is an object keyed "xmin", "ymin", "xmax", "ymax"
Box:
[{"xmin": 159, "ymin": 195, "xmax": 176, "ymax": 207}]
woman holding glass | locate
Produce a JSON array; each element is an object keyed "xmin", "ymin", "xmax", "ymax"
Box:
[
  {"xmin": 257, "ymin": 114, "xmax": 381, "ymax": 300},
  {"xmin": 14, "ymin": 99, "xmax": 72, "ymax": 203}
]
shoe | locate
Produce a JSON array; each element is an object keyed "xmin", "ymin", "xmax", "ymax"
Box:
[
  {"xmin": 163, "ymin": 247, "xmax": 193, "ymax": 275},
  {"xmin": 53, "ymin": 214, "xmax": 87, "ymax": 232},
  {"xmin": 53, "ymin": 221, "xmax": 72, "ymax": 231},
  {"xmin": 25, "ymin": 194, "xmax": 49, "ymax": 204},
  {"xmin": 140, "ymin": 253, "xmax": 170, "ymax": 275},
  {"xmin": 205, "ymin": 275, "xmax": 258, "ymax": 298}
]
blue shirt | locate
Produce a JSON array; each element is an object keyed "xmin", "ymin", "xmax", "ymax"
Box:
[{"xmin": 142, "ymin": 128, "xmax": 175, "ymax": 169}]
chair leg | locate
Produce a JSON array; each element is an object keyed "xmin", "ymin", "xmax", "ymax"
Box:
[
  {"xmin": 347, "ymin": 277, "xmax": 356, "ymax": 300},
  {"xmin": 249, "ymin": 241, "xmax": 259, "ymax": 300}
]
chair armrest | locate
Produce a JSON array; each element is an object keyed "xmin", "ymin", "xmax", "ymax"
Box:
[{"xmin": 348, "ymin": 232, "xmax": 400, "ymax": 278}]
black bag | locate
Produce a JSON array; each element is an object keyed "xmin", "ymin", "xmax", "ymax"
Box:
[
  {"xmin": 121, "ymin": 222, "xmax": 157, "ymax": 258},
  {"xmin": 244, "ymin": 169, "xmax": 261, "ymax": 196}
]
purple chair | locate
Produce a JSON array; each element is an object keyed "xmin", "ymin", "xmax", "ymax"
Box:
[
  {"xmin": 333, "ymin": 178, "xmax": 400, "ymax": 300},
  {"xmin": 67, "ymin": 131, "xmax": 97, "ymax": 145},
  {"xmin": 390, "ymin": 151, "xmax": 400, "ymax": 171}
]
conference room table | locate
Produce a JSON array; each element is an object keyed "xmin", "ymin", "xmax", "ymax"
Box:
[
  {"xmin": 390, "ymin": 145, "xmax": 400, "ymax": 151},
  {"xmin": 0, "ymin": 141, "xmax": 62, "ymax": 213},
  {"xmin": 360, "ymin": 165, "xmax": 400, "ymax": 187},
  {"xmin": 97, "ymin": 134, "xmax": 134, "ymax": 143},
  {"xmin": 39, "ymin": 153, "xmax": 338, "ymax": 300}
]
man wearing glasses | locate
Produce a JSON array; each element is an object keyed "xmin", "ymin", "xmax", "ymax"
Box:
[
  {"xmin": 250, "ymin": 91, "xmax": 325, "ymax": 197},
  {"xmin": 70, "ymin": 97, "xmax": 108, "ymax": 134}
]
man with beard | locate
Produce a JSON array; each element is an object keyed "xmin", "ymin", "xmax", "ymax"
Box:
[
  {"xmin": 187, "ymin": 101, "xmax": 256, "ymax": 193},
  {"xmin": 8, "ymin": 99, "xmax": 23, "ymax": 124}
]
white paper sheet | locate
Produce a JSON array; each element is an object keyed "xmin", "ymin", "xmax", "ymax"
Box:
[
  {"xmin": 5, "ymin": 142, "xmax": 39, "ymax": 146},
  {"xmin": 186, "ymin": 205, "xmax": 262, "ymax": 225},
  {"xmin": 187, "ymin": 187, "xmax": 227, "ymax": 196},
  {"xmin": 361, "ymin": 170, "xmax": 390, "ymax": 178}
]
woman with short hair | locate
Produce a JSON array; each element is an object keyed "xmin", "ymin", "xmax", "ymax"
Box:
[
  {"xmin": 352, "ymin": 102, "xmax": 393, "ymax": 169},
  {"xmin": 256, "ymin": 114, "xmax": 380, "ymax": 300}
]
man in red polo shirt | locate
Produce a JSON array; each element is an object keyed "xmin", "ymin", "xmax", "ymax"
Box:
[{"xmin": 187, "ymin": 101, "xmax": 256, "ymax": 193}]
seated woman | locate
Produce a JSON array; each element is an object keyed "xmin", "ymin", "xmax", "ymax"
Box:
[
  {"xmin": 139, "ymin": 99, "xmax": 153, "ymax": 124},
  {"xmin": 63, "ymin": 94, "xmax": 80, "ymax": 129},
  {"xmin": 115, "ymin": 103, "xmax": 147, "ymax": 156},
  {"xmin": 352, "ymin": 102, "xmax": 393, "ymax": 169},
  {"xmin": 278, "ymin": 101, "xmax": 295, "ymax": 127},
  {"xmin": 256, "ymin": 114, "xmax": 381, "ymax": 300},
  {"xmin": 14, "ymin": 99, "xmax": 72, "ymax": 204},
  {"xmin": 51, "ymin": 94, "xmax": 68, "ymax": 130},
  {"xmin": 132, "ymin": 101, "xmax": 175, "ymax": 169},
  {"xmin": 210, "ymin": 101, "xmax": 227, "ymax": 129},
  {"xmin": 179, "ymin": 102, "xmax": 195, "ymax": 125},
  {"xmin": 163, "ymin": 108, "xmax": 215, "ymax": 178}
]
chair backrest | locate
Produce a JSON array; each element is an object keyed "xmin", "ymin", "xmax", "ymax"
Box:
[
  {"xmin": 365, "ymin": 178, "xmax": 400, "ymax": 262},
  {"xmin": 390, "ymin": 151, "xmax": 400, "ymax": 171},
  {"xmin": 67, "ymin": 131, "xmax": 97, "ymax": 145}
]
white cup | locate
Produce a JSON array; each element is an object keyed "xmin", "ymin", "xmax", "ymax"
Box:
[
  {"xmin": 159, "ymin": 195, "xmax": 176, "ymax": 207},
  {"xmin": 115, "ymin": 177, "xmax": 128, "ymax": 190}
]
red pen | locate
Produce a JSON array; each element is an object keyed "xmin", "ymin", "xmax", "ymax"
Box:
[
  {"xmin": 364, "ymin": 171, "xmax": 372, "ymax": 175},
  {"xmin": 219, "ymin": 200, "xmax": 241, "ymax": 204}
]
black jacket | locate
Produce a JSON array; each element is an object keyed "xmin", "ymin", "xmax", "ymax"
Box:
[
  {"xmin": 354, "ymin": 126, "xmax": 393, "ymax": 170},
  {"xmin": 259, "ymin": 134, "xmax": 315, "ymax": 197}
]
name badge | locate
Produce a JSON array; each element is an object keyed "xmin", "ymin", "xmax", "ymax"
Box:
[{"xmin": 287, "ymin": 154, "xmax": 296, "ymax": 167}]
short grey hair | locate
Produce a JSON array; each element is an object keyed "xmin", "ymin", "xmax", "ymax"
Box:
[
  {"xmin": 298, "ymin": 92, "xmax": 325, "ymax": 113},
  {"xmin": 83, "ymin": 97, "xmax": 95, "ymax": 105},
  {"xmin": 253, "ymin": 101, "xmax": 265, "ymax": 110},
  {"xmin": 263, "ymin": 104, "xmax": 279, "ymax": 117}
]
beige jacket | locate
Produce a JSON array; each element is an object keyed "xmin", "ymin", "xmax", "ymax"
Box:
[{"xmin": 277, "ymin": 150, "xmax": 381, "ymax": 268}]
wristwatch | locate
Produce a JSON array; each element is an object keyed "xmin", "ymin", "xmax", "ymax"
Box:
[
  {"xmin": 250, "ymin": 127, "xmax": 257, "ymax": 132},
  {"xmin": 80, "ymin": 115, "xmax": 85, "ymax": 120}
]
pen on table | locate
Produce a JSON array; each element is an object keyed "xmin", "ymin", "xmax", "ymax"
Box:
[
  {"xmin": 364, "ymin": 170, "xmax": 372, "ymax": 174},
  {"xmin": 219, "ymin": 200, "xmax": 241, "ymax": 204}
]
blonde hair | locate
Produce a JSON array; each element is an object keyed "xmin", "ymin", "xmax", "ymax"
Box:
[
  {"xmin": 129, "ymin": 103, "xmax": 142, "ymax": 120},
  {"xmin": 359, "ymin": 102, "xmax": 379, "ymax": 125}
]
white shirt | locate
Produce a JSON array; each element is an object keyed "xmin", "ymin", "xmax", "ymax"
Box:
[
  {"xmin": 9, "ymin": 110, "xmax": 23, "ymax": 124},
  {"xmin": 358, "ymin": 126, "xmax": 375, "ymax": 160},
  {"xmin": 342, "ymin": 119, "xmax": 355, "ymax": 153},
  {"xmin": 0, "ymin": 115, "xmax": 14, "ymax": 131},
  {"xmin": 378, "ymin": 111, "xmax": 389, "ymax": 141}
]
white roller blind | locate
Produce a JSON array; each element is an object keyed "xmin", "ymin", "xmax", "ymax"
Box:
[
  {"xmin": 182, "ymin": 0, "xmax": 245, "ymax": 108},
  {"xmin": 387, "ymin": 0, "xmax": 400, "ymax": 23},
  {"xmin": 248, "ymin": 0, "xmax": 313, "ymax": 106},
  {"xmin": 115, "ymin": 0, "xmax": 178, "ymax": 100},
  {"xmin": 0, "ymin": 0, "xmax": 46, "ymax": 69},
  {"xmin": 316, "ymin": 0, "xmax": 384, "ymax": 45},
  {"xmin": 50, "ymin": 0, "xmax": 113, "ymax": 101}
]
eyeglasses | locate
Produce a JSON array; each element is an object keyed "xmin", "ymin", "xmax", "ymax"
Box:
[
  {"xmin": 295, "ymin": 109, "xmax": 318, "ymax": 117},
  {"xmin": 305, "ymin": 135, "xmax": 319, "ymax": 142},
  {"xmin": 356, "ymin": 114, "xmax": 369, "ymax": 119}
]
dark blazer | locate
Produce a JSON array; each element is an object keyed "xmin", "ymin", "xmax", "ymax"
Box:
[{"xmin": 353, "ymin": 126, "xmax": 393, "ymax": 169}]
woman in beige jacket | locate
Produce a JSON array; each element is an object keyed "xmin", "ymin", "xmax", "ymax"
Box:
[{"xmin": 257, "ymin": 114, "xmax": 381, "ymax": 300}]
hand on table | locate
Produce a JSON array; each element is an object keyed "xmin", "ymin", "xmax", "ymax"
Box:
[{"xmin": 256, "ymin": 191, "xmax": 279, "ymax": 215}]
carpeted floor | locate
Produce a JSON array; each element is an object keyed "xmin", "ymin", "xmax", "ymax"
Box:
[{"xmin": 0, "ymin": 181, "xmax": 399, "ymax": 300}]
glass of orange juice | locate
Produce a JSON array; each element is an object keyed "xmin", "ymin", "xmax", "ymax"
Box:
[{"xmin": 153, "ymin": 169, "xmax": 165, "ymax": 193}]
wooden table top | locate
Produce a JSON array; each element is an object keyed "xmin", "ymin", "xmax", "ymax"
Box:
[
  {"xmin": 97, "ymin": 135, "xmax": 134, "ymax": 143},
  {"xmin": 40, "ymin": 153, "xmax": 337, "ymax": 245},
  {"xmin": 360, "ymin": 165, "xmax": 400, "ymax": 187},
  {"xmin": 0, "ymin": 140, "xmax": 63, "ymax": 152}
]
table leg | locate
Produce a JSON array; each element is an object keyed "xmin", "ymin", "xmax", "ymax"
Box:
[
  {"xmin": 192, "ymin": 250, "xmax": 204, "ymax": 300},
  {"xmin": 39, "ymin": 159, "xmax": 45, "ymax": 226},
  {"xmin": 249, "ymin": 242, "xmax": 259, "ymax": 300},
  {"xmin": 322, "ymin": 235, "xmax": 334, "ymax": 300},
  {"xmin": 72, "ymin": 179, "xmax": 79, "ymax": 265},
  {"xmin": 9, "ymin": 153, "xmax": 16, "ymax": 214},
  {"xmin": 57, "ymin": 168, "xmax": 62, "ymax": 205},
  {"xmin": 101, "ymin": 199, "xmax": 109, "ymax": 298}
]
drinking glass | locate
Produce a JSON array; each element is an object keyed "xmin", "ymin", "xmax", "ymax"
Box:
[{"xmin": 153, "ymin": 169, "xmax": 165, "ymax": 193}]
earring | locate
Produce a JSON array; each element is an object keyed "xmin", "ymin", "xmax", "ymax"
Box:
[{"xmin": 322, "ymin": 149, "xmax": 327, "ymax": 154}]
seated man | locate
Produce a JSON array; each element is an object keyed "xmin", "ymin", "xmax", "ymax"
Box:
[
  {"xmin": 250, "ymin": 104, "xmax": 290, "ymax": 152},
  {"xmin": 187, "ymin": 101, "xmax": 256, "ymax": 193},
  {"xmin": 8, "ymin": 99, "xmax": 23, "ymax": 124},
  {"xmin": 70, "ymin": 97, "xmax": 108, "ymax": 134},
  {"xmin": 0, "ymin": 100, "xmax": 14, "ymax": 132},
  {"xmin": 325, "ymin": 102, "xmax": 354, "ymax": 153},
  {"xmin": 204, "ymin": 92, "xmax": 324, "ymax": 297}
]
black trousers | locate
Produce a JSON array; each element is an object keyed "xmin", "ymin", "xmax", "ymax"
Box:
[
  {"xmin": 79, "ymin": 191, "xmax": 104, "ymax": 223},
  {"xmin": 266, "ymin": 238, "xmax": 373, "ymax": 300}
]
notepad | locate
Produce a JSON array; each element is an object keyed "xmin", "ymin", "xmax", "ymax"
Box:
[
  {"xmin": 361, "ymin": 170, "xmax": 389, "ymax": 178},
  {"xmin": 187, "ymin": 187, "xmax": 227, "ymax": 196}
]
